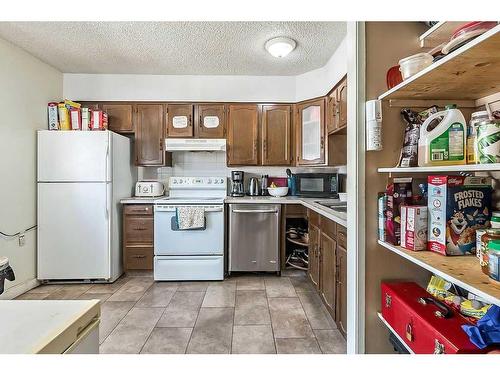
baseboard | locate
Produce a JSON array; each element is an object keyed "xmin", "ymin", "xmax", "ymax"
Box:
[{"xmin": 0, "ymin": 278, "xmax": 40, "ymax": 300}]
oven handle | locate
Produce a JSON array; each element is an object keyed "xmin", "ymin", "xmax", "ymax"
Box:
[
  {"xmin": 231, "ymin": 209, "xmax": 278, "ymax": 214},
  {"xmin": 155, "ymin": 207, "xmax": 223, "ymax": 213}
]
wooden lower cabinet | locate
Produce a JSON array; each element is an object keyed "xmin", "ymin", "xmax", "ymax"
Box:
[
  {"xmin": 336, "ymin": 242, "xmax": 347, "ymax": 338},
  {"xmin": 307, "ymin": 212, "xmax": 347, "ymax": 338},
  {"xmin": 123, "ymin": 204, "xmax": 154, "ymax": 271},
  {"xmin": 320, "ymin": 231, "xmax": 336, "ymax": 317},
  {"xmin": 308, "ymin": 223, "xmax": 320, "ymax": 288}
]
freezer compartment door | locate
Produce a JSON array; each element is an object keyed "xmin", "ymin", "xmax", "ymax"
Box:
[
  {"xmin": 37, "ymin": 130, "xmax": 111, "ymax": 182},
  {"xmin": 37, "ymin": 182, "xmax": 111, "ymax": 280},
  {"xmin": 154, "ymin": 256, "xmax": 223, "ymax": 281}
]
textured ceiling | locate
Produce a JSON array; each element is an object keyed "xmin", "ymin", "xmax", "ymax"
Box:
[{"xmin": 0, "ymin": 22, "xmax": 346, "ymax": 76}]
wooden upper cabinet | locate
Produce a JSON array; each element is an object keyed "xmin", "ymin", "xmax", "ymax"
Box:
[
  {"xmin": 166, "ymin": 104, "xmax": 194, "ymax": 138},
  {"xmin": 135, "ymin": 104, "xmax": 165, "ymax": 166},
  {"xmin": 102, "ymin": 103, "xmax": 134, "ymax": 133},
  {"xmin": 336, "ymin": 243, "xmax": 347, "ymax": 338},
  {"xmin": 320, "ymin": 232, "xmax": 337, "ymax": 317},
  {"xmin": 326, "ymin": 76, "xmax": 347, "ymax": 134},
  {"xmin": 327, "ymin": 92, "xmax": 338, "ymax": 134},
  {"xmin": 79, "ymin": 102, "xmax": 100, "ymax": 110},
  {"xmin": 261, "ymin": 105, "xmax": 292, "ymax": 166},
  {"xmin": 195, "ymin": 104, "xmax": 226, "ymax": 138},
  {"xmin": 337, "ymin": 77, "xmax": 347, "ymax": 129},
  {"xmin": 227, "ymin": 104, "xmax": 259, "ymax": 166},
  {"xmin": 296, "ymin": 98, "xmax": 326, "ymax": 166}
]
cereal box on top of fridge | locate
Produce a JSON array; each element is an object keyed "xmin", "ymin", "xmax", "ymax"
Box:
[
  {"xmin": 47, "ymin": 102, "xmax": 59, "ymax": 130},
  {"xmin": 427, "ymin": 175, "xmax": 492, "ymax": 256}
]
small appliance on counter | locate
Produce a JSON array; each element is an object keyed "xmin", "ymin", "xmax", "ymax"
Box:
[
  {"xmin": 292, "ymin": 172, "xmax": 341, "ymax": 198},
  {"xmin": 135, "ymin": 181, "xmax": 164, "ymax": 197},
  {"xmin": 260, "ymin": 175, "xmax": 269, "ymax": 196},
  {"xmin": 248, "ymin": 177, "xmax": 260, "ymax": 196},
  {"xmin": 230, "ymin": 171, "xmax": 245, "ymax": 197}
]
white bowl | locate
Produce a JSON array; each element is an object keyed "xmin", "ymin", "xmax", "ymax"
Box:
[
  {"xmin": 338, "ymin": 193, "xmax": 347, "ymax": 202},
  {"xmin": 268, "ymin": 187, "xmax": 289, "ymax": 197}
]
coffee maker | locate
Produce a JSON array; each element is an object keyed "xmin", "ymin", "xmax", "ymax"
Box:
[{"xmin": 230, "ymin": 171, "xmax": 245, "ymax": 197}]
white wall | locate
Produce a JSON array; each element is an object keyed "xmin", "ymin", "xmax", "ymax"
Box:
[
  {"xmin": 63, "ymin": 74, "xmax": 297, "ymax": 102},
  {"xmin": 63, "ymin": 37, "xmax": 347, "ymax": 103},
  {"xmin": 0, "ymin": 37, "xmax": 62, "ymax": 298},
  {"xmin": 295, "ymin": 37, "xmax": 347, "ymax": 101}
]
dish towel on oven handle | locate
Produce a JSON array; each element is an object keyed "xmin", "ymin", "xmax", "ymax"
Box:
[{"xmin": 176, "ymin": 206, "xmax": 205, "ymax": 230}]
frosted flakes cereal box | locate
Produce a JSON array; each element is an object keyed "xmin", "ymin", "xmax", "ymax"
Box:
[{"xmin": 427, "ymin": 175, "xmax": 492, "ymax": 256}]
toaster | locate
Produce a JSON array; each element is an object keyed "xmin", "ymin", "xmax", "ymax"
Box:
[{"xmin": 135, "ymin": 181, "xmax": 164, "ymax": 197}]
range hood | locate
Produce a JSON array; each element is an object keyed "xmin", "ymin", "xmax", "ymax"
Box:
[{"xmin": 165, "ymin": 138, "xmax": 226, "ymax": 152}]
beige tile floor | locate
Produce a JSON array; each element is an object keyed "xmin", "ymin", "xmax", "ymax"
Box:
[{"xmin": 17, "ymin": 271, "xmax": 346, "ymax": 354}]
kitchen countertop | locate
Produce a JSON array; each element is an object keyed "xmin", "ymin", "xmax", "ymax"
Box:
[
  {"xmin": 0, "ymin": 300, "xmax": 100, "ymax": 354},
  {"xmin": 121, "ymin": 195, "xmax": 347, "ymax": 227}
]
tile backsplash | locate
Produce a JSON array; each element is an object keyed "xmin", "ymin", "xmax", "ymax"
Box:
[{"xmin": 139, "ymin": 151, "xmax": 346, "ymax": 190}]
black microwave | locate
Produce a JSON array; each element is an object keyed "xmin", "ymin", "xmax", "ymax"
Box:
[{"xmin": 292, "ymin": 173, "xmax": 341, "ymax": 198}]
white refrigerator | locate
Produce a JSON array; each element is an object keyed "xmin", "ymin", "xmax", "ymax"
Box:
[{"xmin": 37, "ymin": 130, "xmax": 136, "ymax": 282}]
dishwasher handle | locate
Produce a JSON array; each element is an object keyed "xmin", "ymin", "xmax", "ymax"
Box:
[{"xmin": 232, "ymin": 209, "xmax": 278, "ymax": 214}]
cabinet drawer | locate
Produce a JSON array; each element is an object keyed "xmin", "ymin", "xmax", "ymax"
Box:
[
  {"xmin": 285, "ymin": 204, "xmax": 306, "ymax": 217},
  {"xmin": 337, "ymin": 225, "xmax": 347, "ymax": 248},
  {"xmin": 308, "ymin": 209, "xmax": 320, "ymax": 226},
  {"xmin": 321, "ymin": 216, "xmax": 337, "ymax": 238},
  {"xmin": 124, "ymin": 204, "xmax": 153, "ymax": 216},
  {"xmin": 125, "ymin": 247, "xmax": 153, "ymax": 270},
  {"xmin": 125, "ymin": 217, "xmax": 153, "ymax": 244}
]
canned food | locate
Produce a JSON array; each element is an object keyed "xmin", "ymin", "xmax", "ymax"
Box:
[
  {"xmin": 477, "ymin": 120, "xmax": 500, "ymax": 164},
  {"xmin": 476, "ymin": 228, "xmax": 486, "ymax": 257},
  {"xmin": 488, "ymin": 240, "xmax": 500, "ymax": 281},
  {"xmin": 468, "ymin": 111, "xmax": 490, "ymax": 164},
  {"xmin": 480, "ymin": 229, "xmax": 500, "ymax": 275},
  {"xmin": 491, "ymin": 211, "xmax": 500, "ymax": 229}
]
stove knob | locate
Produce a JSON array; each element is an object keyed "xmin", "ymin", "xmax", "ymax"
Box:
[{"xmin": 208, "ymin": 179, "xmax": 212, "ymax": 184}]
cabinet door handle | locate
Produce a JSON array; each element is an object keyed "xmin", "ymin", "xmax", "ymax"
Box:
[
  {"xmin": 133, "ymin": 227, "xmax": 147, "ymax": 231},
  {"xmin": 188, "ymin": 114, "xmax": 192, "ymax": 127},
  {"xmin": 320, "ymin": 136, "xmax": 324, "ymax": 149},
  {"xmin": 132, "ymin": 255, "xmax": 146, "ymax": 259},
  {"xmin": 199, "ymin": 115, "xmax": 203, "ymax": 128}
]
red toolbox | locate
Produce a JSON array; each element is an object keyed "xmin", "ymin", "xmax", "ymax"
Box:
[{"xmin": 381, "ymin": 282, "xmax": 483, "ymax": 354}]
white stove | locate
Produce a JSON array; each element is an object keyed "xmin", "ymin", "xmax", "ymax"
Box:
[{"xmin": 153, "ymin": 177, "xmax": 227, "ymax": 281}]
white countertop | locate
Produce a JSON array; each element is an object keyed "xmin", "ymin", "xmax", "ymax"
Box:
[
  {"xmin": 0, "ymin": 300, "xmax": 100, "ymax": 354},
  {"xmin": 122, "ymin": 195, "xmax": 347, "ymax": 227}
]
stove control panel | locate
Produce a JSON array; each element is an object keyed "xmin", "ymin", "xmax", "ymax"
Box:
[{"xmin": 169, "ymin": 177, "xmax": 227, "ymax": 189}]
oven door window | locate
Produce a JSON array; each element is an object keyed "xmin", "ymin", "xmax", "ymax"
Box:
[{"xmin": 300, "ymin": 178, "xmax": 324, "ymax": 192}]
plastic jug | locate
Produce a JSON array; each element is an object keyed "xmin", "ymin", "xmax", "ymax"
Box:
[{"xmin": 418, "ymin": 105, "xmax": 467, "ymax": 166}]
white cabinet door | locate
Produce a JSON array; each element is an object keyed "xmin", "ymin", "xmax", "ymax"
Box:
[
  {"xmin": 37, "ymin": 182, "xmax": 110, "ymax": 280},
  {"xmin": 37, "ymin": 131, "xmax": 111, "ymax": 182}
]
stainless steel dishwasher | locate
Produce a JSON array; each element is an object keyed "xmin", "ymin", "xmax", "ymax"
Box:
[{"xmin": 229, "ymin": 204, "xmax": 281, "ymax": 273}]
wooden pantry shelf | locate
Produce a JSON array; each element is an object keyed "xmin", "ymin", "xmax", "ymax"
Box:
[
  {"xmin": 379, "ymin": 25, "xmax": 500, "ymax": 101},
  {"xmin": 419, "ymin": 22, "xmax": 468, "ymax": 49},
  {"xmin": 378, "ymin": 240, "xmax": 500, "ymax": 306},
  {"xmin": 378, "ymin": 164, "xmax": 500, "ymax": 173},
  {"xmin": 377, "ymin": 312, "xmax": 414, "ymax": 354}
]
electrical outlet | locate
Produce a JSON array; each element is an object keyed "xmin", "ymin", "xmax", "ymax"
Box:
[{"xmin": 18, "ymin": 234, "xmax": 25, "ymax": 247}]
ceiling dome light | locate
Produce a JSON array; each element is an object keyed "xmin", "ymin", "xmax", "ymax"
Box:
[{"xmin": 265, "ymin": 37, "xmax": 296, "ymax": 58}]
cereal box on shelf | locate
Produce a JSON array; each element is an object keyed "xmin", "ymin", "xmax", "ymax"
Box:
[
  {"xmin": 386, "ymin": 178, "xmax": 413, "ymax": 246},
  {"xmin": 427, "ymin": 175, "xmax": 492, "ymax": 256},
  {"xmin": 401, "ymin": 205, "xmax": 428, "ymax": 251}
]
